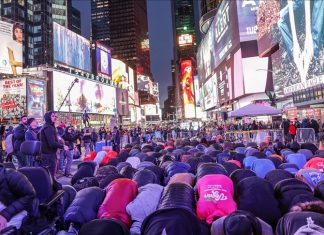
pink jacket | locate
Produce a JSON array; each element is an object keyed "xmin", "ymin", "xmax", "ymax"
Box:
[
  {"xmin": 196, "ymin": 174, "xmax": 237, "ymax": 224},
  {"xmin": 97, "ymin": 178, "xmax": 137, "ymax": 227}
]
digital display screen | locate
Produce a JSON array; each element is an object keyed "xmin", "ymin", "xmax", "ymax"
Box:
[
  {"xmin": 53, "ymin": 71, "xmax": 116, "ymax": 115},
  {"xmin": 0, "ymin": 20, "xmax": 23, "ymax": 75},
  {"xmin": 53, "ymin": 22, "xmax": 91, "ymax": 72},
  {"xmin": 273, "ymin": 0, "xmax": 324, "ymax": 97},
  {"xmin": 181, "ymin": 60, "xmax": 195, "ymax": 118},
  {"xmin": 96, "ymin": 42, "xmax": 112, "ymax": 78}
]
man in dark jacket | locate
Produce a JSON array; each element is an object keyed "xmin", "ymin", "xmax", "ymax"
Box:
[
  {"xmin": 281, "ymin": 119, "xmax": 290, "ymax": 143},
  {"xmin": 40, "ymin": 111, "xmax": 68, "ymax": 177},
  {"xmin": 13, "ymin": 115, "xmax": 28, "ymax": 167},
  {"xmin": 0, "ymin": 164, "xmax": 36, "ymax": 231},
  {"xmin": 61, "ymin": 127, "xmax": 75, "ymax": 177},
  {"xmin": 112, "ymin": 126, "xmax": 120, "ymax": 153}
]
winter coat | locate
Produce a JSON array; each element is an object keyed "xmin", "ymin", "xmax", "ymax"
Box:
[
  {"xmin": 126, "ymin": 184, "xmax": 163, "ymax": 235},
  {"xmin": 64, "ymin": 187, "xmax": 105, "ymax": 226},
  {"xmin": 97, "ymin": 178, "xmax": 137, "ymax": 227},
  {"xmin": 168, "ymin": 173, "xmax": 194, "ymax": 186},
  {"xmin": 0, "ymin": 164, "xmax": 36, "ymax": 221},
  {"xmin": 71, "ymin": 161, "xmax": 98, "ymax": 185},
  {"xmin": 164, "ymin": 162, "xmax": 191, "ymax": 185},
  {"xmin": 236, "ymin": 176, "xmax": 281, "ymax": 228},
  {"xmin": 276, "ymin": 211, "xmax": 324, "ymax": 235},
  {"xmin": 62, "ymin": 131, "xmax": 75, "ymax": 150},
  {"xmin": 158, "ymin": 183, "xmax": 195, "ymax": 213},
  {"xmin": 289, "ymin": 124, "xmax": 296, "ymax": 135},
  {"xmin": 196, "ymin": 174, "xmax": 237, "ymax": 224},
  {"xmin": 40, "ymin": 111, "xmax": 63, "ymax": 154},
  {"xmin": 13, "ymin": 123, "xmax": 28, "ymax": 152},
  {"xmin": 132, "ymin": 169, "xmax": 158, "ymax": 187},
  {"xmin": 126, "ymin": 157, "xmax": 141, "ymax": 169},
  {"xmin": 5, "ymin": 134, "xmax": 14, "ymax": 155},
  {"xmin": 25, "ymin": 127, "xmax": 39, "ymax": 141}
]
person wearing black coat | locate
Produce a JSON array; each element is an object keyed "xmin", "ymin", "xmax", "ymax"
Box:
[
  {"xmin": 61, "ymin": 127, "xmax": 76, "ymax": 177},
  {"xmin": 13, "ymin": 115, "xmax": 28, "ymax": 167},
  {"xmin": 0, "ymin": 164, "xmax": 36, "ymax": 230},
  {"xmin": 112, "ymin": 126, "xmax": 120, "ymax": 153},
  {"xmin": 40, "ymin": 111, "xmax": 68, "ymax": 177}
]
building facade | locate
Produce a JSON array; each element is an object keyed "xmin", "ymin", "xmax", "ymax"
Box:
[
  {"xmin": 91, "ymin": 0, "xmax": 151, "ymax": 76},
  {"xmin": 0, "ymin": 0, "xmax": 78, "ymax": 68}
]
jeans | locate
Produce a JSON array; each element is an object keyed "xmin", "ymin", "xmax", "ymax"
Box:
[
  {"xmin": 84, "ymin": 143, "xmax": 91, "ymax": 155},
  {"xmin": 58, "ymin": 150, "xmax": 73, "ymax": 175},
  {"xmin": 0, "ymin": 202, "xmax": 27, "ymax": 230}
]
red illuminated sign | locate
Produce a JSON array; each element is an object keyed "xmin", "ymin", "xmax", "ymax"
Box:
[{"xmin": 181, "ymin": 60, "xmax": 195, "ymax": 118}]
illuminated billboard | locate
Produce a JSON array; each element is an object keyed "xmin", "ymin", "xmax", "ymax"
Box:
[
  {"xmin": 116, "ymin": 88, "xmax": 129, "ymax": 116},
  {"xmin": 0, "ymin": 78, "xmax": 26, "ymax": 118},
  {"xmin": 181, "ymin": 60, "xmax": 195, "ymax": 118},
  {"xmin": 141, "ymin": 39, "xmax": 150, "ymax": 51},
  {"xmin": 0, "ymin": 20, "xmax": 23, "ymax": 75},
  {"xmin": 27, "ymin": 79, "xmax": 46, "ymax": 119},
  {"xmin": 194, "ymin": 76, "xmax": 200, "ymax": 106},
  {"xmin": 236, "ymin": 0, "xmax": 261, "ymax": 41},
  {"xmin": 96, "ymin": 42, "xmax": 112, "ymax": 78},
  {"xmin": 197, "ymin": 0, "xmax": 240, "ymax": 82},
  {"xmin": 178, "ymin": 34, "xmax": 193, "ymax": 46},
  {"xmin": 112, "ymin": 59, "xmax": 128, "ymax": 87},
  {"xmin": 138, "ymin": 75, "xmax": 153, "ymax": 94},
  {"xmin": 273, "ymin": 0, "xmax": 324, "ymax": 97},
  {"xmin": 53, "ymin": 22, "xmax": 91, "ymax": 72},
  {"xmin": 53, "ymin": 71, "xmax": 116, "ymax": 115},
  {"xmin": 203, "ymin": 74, "xmax": 217, "ymax": 110},
  {"xmin": 128, "ymin": 67, "xmax": 135, "ymax": 104}
]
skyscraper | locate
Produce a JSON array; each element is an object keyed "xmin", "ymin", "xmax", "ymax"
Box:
[
  {"xmin": 69, "ymin": 7, "xmax": 81, "ymax": 35},
  {"xmin": 91, "ymin": 0, "xmax": 151, "ymax": 76},
  {"xmin": 170, "ymin": 0, "xmax": 199, "ymax": 119},
  {"xmin": 0, "ymin": 0, "xmax": 78, "ymax": 67}
]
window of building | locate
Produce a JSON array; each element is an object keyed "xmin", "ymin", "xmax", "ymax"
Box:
[
  {"xmin": 3, "ymin": 0, "xmax": 12, "ymax": 4},
  {"xmin": 3, "ymin": 7, "xmax": 12, "ymax": 16}
]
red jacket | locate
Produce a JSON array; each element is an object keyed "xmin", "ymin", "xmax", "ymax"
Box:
[
  {"xmin": 289, "ymin": 124, "xmax": 297, "ymax": 135},
  {"xmin": 97, "ymin": 178, "xmax": 137, "ymax": 227}
]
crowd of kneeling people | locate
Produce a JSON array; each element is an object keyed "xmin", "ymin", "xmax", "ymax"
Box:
[{"xmin": 0, "ymin": 136, "xmax": 324, "ymax": 235}]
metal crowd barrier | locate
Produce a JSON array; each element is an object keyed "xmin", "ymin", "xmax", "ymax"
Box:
[
  {"xmin": 224, "ymin": 129, "xmax": 284, "ymax": 144},
  {"xmin": 296, "ymin": 128, "xmax": 316, "ymax": 143}
]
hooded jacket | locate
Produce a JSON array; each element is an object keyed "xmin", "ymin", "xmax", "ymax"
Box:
[
  {"xmin": 126, "ymin": 184, "xmax": 163, "ymax": 235},
  {"xmin": 237, "ymin": 176, "xmax": 281, "ymax": 228},
  {"xmin": 13, "ymin": 122, "xmax": 28, "ymax": 152},
  {"xmin": 276, "ymin": 211, "xmax": 324, "ymax": 235},
  {"xmin": 64, "ymin": 187, "xmax": 105, "ymax": 226},
  {"xmin": 97, "ymin": 178, "xmax": 137, "ymax": 227},
  {"xmin": 40, "ymin": 111, "xmax": 63, "ymax": 154},
  {"xmin": 164, "ymin": 162, "xmax": 191, "ymax": 185},
  {"xmin": 196, "ymin": 174, "xmax": 237, "ymax": 224},
  {"xmin": 62, "ymin": 128, "xmax": 75, "ymax": 150},
  {"xmin": 0, "ymin": 164, "xmax": 36, "ymax": 221}
]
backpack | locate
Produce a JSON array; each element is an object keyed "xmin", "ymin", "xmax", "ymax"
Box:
[{"xmin": 73, "ymin": 177, "xmax": 99, "ymax": 191}]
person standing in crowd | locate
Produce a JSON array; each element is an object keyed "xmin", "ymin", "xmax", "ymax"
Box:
[
  {"xmin": 0, "ymin": 163, "xmax": 36, "ymax": 231},
  {"xmin": 98, "ymin": 126, "xmax": 106, "ymax": 141},
  {"xmin": 24, "ymin": 118, "xmax": 39, "ymax": 141},
  {"xmin": 24, "ymin": 118, "xmax": 40, "ymax": 166},
  {"xmin": 82, "ymin": 129, "xmax": 92, "ymax": 154},
  {"xmin": 82, "ymin": 110, "xmax": 90, "ymax": 127},
  {"xmin": 40, "ymin": 111, "xmax": 68, "ymax": 177},
  {"xmin": 311, "ymin": 119, "xmax": 320, "ymax": 142},
  {"xmin": 289, "ymin": 120, "xmax": 297, "ymax": 142},
  {"xmin": 294, "ymin": 118, "xmax": 301, "ymax": 128},
  {"xmin": 281, "ymin": 118, "xmax": 290, "ymax": 143},
  {"xmin": 61, "ymin": 126, "xmax": 75, "ymax": 177},
  {"xmin": 91, "ymin": 128, "xmax": 98, "ymax": 151},
  {"xmin": 112, "ymin": 126, "xmax": 120, "ymax": 153},
  {"xmin": 13, "ymin": 115, "xmax": 28, "ymax": 167},
  {"xmin": 0, "ymin": 125, "xmax": 5, "ymax": 162}
]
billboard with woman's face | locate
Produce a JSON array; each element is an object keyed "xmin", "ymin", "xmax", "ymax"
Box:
[{"xmin": 0, "ymin": 20, "xmax": 23, "ymax": 75}]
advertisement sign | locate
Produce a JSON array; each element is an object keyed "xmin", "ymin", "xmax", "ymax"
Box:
[
  {"xmin": 203, "ymin": 75, "xmax": 217, "ymax": 110},
  {"xmin": 194, "ymin": 75, "xmax": 200, "ymax": 107},
  {"xmin": 0, "ymin": 20, "xmax": 23, "ymax": 75},
  {"xmin": 256, "ymin": 0, "xmax": 280, "ymax": 56},
  {"xmin": 116, "ymin": 88, "xmax": 129, "ymax": 116},
  {"xmin": 0, "ymin": 78, "xmax": 26, "ymax": 118},
  {"xmin": 137, "ymin": 75, "xmax": 153, "ymax": 94},
  {"xmin": 236, "ymin": 0, "xmax": 261, "ymax": 42},
  {"xmin": 27, "ymin": 79, "xmax": 46, "ymax": 119},
  {"xmin": 128, "ymin": 67, "xmax": 135, "ymax": 104},
  {"xmin": 216, "ymin": 59, "xmax": 232, "ymax": 105},
  {"xmin": 273, "ymin": 0, "xmax": 324, "ymax": 97},
  {"xmin": 96, "ymin": 42, "xmax": 112, "ymax": 78},
  {"xmin": 53, "ymin": 22, "xmax": 91, "ymax": 72},
  {"xmin": 181, "ymin": 60, "xmax": 195, "ymax": 119},
  {"xmin": 152, "ymin": 82, "xmax": 159, "ymax": 100},
  {"xmin": 112, "ymin": 59, "xmax": 128, "ymax": 87},
  {"xmin": 178, "ymin": 34, "xmax": 194, "ymax": 46},
  {"xmin": 144, "ymin": 104, "xmax": 157, "ymax": 116},
  {"xmin": 197, "ymin": 0, "xmax": 239, "ymax": 82},
  {"xmin": 53, "ymin": 71, "xmax": 116, "ymax": 115}
]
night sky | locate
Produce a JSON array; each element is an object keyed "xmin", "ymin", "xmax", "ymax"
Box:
[{"xmin": 72, "ymin": 0, "xmax": 174, "ymax": 107}]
